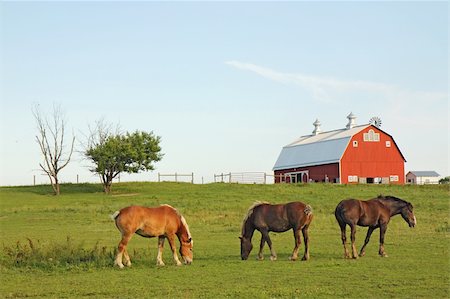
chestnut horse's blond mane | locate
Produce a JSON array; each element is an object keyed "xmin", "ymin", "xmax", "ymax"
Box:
[
  {"xmin": 241, "ymin": 201, "xmax": 269, "ymax": 235},
  {"xmin": 161, "ymin": 204, "xmax": 192, "ymax": 240}
]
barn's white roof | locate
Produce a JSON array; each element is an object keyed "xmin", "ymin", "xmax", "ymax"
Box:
[{"xmin": 273, "ymin": 124, "xmax": 370, "ymax": 171}]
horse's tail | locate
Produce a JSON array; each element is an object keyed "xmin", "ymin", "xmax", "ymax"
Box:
[
  {"xmin": 304, "ymin": 204, "xmax": 313, "ymax": 216},
  {"xmin": 110, "ymin": 210, "xmax": 120, "ymax": 221}
]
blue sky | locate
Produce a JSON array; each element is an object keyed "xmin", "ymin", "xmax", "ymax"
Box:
[{"xmin": 0, "ymin": 1, "xmax": 448, "ymax": 185}]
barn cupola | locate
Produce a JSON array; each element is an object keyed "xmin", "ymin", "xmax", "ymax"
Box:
[
  {"xmin": 312, "ymin": 119, "xmax": 322, "ymax": 135},
  {"xmin": 346, "ymin": 112, "xmax": 357, "ymax": 129}
]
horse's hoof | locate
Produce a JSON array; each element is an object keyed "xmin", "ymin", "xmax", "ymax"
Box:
[
  {"xmin": 270, "ymin": 256, "xmax": 277, "ymax": 261},
  {"xmin": 301, "ymin": 256, "xmax": 309, "ymax": 261},
  {"xmin": 257, "ymin": 256, "xmax": 264, "ymax": 261},
  {"xmin": 289, "ymin": 256, "xmax": 298, "ymax": 261},
  {"xmin": 359, "ymin": 252, "xmax": 365, "ymax": 257}
]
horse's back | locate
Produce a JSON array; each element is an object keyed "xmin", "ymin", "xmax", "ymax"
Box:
[
  {"xmin": 335, "ymin": 199, "xmax": 363, "ymax": 223},
  {"xmin": 253, "ymin": 202, "xmax": 312, "ymax": 231},
  {"xmin": 335, "ymin": 198, "xmax": 388, "ymax": 227},
  {"xmin": 115, "ymin": 205, "xmax": 180, "ymax": 236}
]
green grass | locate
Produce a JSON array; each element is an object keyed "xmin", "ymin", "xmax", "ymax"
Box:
[{"xmin": 0, "ymin": 182, "xmax": 449, "ymax": 298}]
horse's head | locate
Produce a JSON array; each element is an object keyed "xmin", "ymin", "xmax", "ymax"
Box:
[
  {"xmin": 401, "ymin": 202, "xmax": 416, "ymax": 228},
  {"xmin": 239, "ymin": 236, "xmax": 253, "ymax": 260},
  {"xmin": 179, "ymin": 238, "xmax": 193, "ymax": 265}
]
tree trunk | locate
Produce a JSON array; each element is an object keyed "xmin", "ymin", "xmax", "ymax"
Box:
[{"xmin": 103, "ymin": 180, "xmax": 112, "ymax": 194}]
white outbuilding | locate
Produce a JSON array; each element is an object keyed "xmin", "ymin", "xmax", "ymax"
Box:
[{"xmin": 406, "ymin": 171, "xmax": 440, "ymax": 184}]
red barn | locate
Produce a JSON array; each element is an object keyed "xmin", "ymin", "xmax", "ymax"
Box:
[{"xmin": 273, "ymin": 114, "xmax": 406, "ymax": 184}]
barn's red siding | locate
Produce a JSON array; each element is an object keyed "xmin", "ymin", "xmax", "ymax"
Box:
[
  {"xmin": 340, "ymin": 126, "xmax": 405, "ymax": 184},
  {"xmin": 274, "ymin": 163, "xmax": 339, "ymax": 183}
]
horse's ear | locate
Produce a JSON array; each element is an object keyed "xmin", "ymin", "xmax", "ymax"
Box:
[
  {"xmin": 188, "ymin": 238, "xmax": 192, "ymax": 243},
  {"xmin": 238, "ymin": 236, "xmax": 242, "ymax": 240}
]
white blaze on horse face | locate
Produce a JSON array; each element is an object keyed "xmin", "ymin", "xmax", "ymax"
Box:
[{"xmin": 413, "ymin": 216, "xmax": 417, "ymax": 226}]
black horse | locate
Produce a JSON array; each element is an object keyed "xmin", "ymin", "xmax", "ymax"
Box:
[
  {"xmin": 240, "ymin": 201, "xmax": 313, "ymax": 261},
  {"xmin": 335, "ymin": 195, "xmax": 416, "ymax": 259}
]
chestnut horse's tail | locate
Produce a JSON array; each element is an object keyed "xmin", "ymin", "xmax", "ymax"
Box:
[
  {"xmin": 110, "ymin": 210, "xmax": 120, "ymax": 221},
  {"xmin": 304, "ymin": 205, "xmax": 313, "ymax": 216}
]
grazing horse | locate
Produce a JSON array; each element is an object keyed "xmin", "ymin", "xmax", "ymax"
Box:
[
  {"xmin": 240, "ymin": 201, "xmax": 313, "ymax": 261},
  {"xmin": 334, "ymin": 195, "xmax": 416, "ymax": 259},
  {"xmin": 111, "ymin": 204, "xmax": 193, "ymax": 267}
]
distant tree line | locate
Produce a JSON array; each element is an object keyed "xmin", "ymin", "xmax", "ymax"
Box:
[
  {"xmin": 33, "ymin": 105, "xmax": 163, "ymax": 195},
  {"xmin": 439, "ymin": 177, "xmax": 449, "ymax": 184}
]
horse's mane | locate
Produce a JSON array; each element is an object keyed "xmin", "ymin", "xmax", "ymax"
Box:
[
  {"xmin": 241, "ymin": 201, "xmax": 268, "ymax": 235},
  {"xmin": 376, "ymin": 195, "xmax": 409, "ymax": 205},
  {"xmin": 161, "ymin": 204, "xmax": 192, "ymax": 240}
]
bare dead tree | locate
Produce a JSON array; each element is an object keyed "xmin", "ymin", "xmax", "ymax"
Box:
[{"xmin": 33, "ymin": 104, "xmax": 75, "ymax": 195}]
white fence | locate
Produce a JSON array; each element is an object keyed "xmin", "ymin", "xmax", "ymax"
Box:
[
  {"xmin": 30, "ymin": 172, "xmax": 277, "ymax": 186},
  {"xmin": 213, "ymin": 172, "xmax": 279, "ymax": 184},
  {"xmin": 158, "ymin": 172, "xmax": 194, "ymax": 184}
]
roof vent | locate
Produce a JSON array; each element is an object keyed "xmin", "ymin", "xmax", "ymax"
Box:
[
  {"xmin": 346, "ymin": 112, "xmax": 357, "ymax": 129},
  {"xmin": 312, "ymin": 119, "xmax": 321, "ymax": 135}
]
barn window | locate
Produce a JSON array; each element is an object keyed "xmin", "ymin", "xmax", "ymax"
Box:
[
  {"xmin": 348, "ymin": 175, "xmax": 358, "ymax": 182},
  {"xmin": 386, "ymin": 141, "xmax": 391, "ymax": 147},
  {"xmin": 363, "ymin": 129, "xmax": 380, "ymax": 142},
  {"xmin": 353, "ymin": 141, "xmax": 358, "ymax": 147},
  {"xmin": 390, "ymin": 175, "xmax": 399, "ymax": 182}
]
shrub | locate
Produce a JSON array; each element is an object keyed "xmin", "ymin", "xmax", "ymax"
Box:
[{"xmin": 1, "ymin": 237, "xmax": 116, "ymax": 270}]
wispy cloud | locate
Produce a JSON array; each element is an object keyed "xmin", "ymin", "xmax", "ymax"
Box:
[{"xmin": 225, "ymin": 60, "xmax": 447, "ymax": 105}]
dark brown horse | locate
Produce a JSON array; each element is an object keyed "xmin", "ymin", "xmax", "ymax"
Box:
[
  {"xmin": 112, "ymin": 204, "xmax": 193, "ymax": 267},
  {"xmin": 240, "ymin": 201, "xmax": 313, "ymax": 261},
  {"xmin": 335, "ymin": 195, "xmax": 416, "ymax": 259}
]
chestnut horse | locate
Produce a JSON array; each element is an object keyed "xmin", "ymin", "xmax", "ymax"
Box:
[
  {"xmin": 240, "ymin": 201, "xmax": 313, "ymax": 261},
  {"xmin": 335, "ymin": 195, "xmax": 416, "ymax": 259},
  {"xmin": 111, "ymin": 204, "xmax": 193, "ymax": 267}
]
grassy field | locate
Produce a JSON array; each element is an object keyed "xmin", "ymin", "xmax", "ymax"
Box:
[{"xmin": 0, "ymin": 182, "xmax": 449, "ymax": 298}]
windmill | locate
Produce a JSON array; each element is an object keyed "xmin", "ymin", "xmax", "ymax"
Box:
[{"xmin": 369, "ymin": 116, "xmax": 382, "ymax": 128}]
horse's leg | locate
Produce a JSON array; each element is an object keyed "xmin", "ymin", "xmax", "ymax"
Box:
[
  {"xmin": 339, "ymin": 223, "xmax": 350, "ymax": 258},
  {"xmin": 123, "ymin": 248, "xmax": 132, "ymax": 267},
  {"xmin": 359, "ymin": 227, "xmax": 375, "ymax": 257},
  {"xmin": 350, "ymin": 224, "xmax": 358, "ymax": 259},
  {"xmin": 378, "ymin": 223, "xmax": 388, "ymax": 257},
  {"xmin": 258, "ymin": 234, "xmax": 265, "ymax": 260},
  {"xmin": 166, "ymin": 234, "xmax": 182, "ymax": 266},
  {"xmin": 115, "ymin": 233, "xmax": 133, "ymax": 269},
  {"xmin": 260, "ymin": 229, "xmax": 276, "ymax": 261},
  {"xmin": 301, "ymin": 225, "xmax": 310, "ymax": 261},
  {"xmin": 156, "ymin": 236, "xmax": 165, "ymax": 266},
  {"xmin": 290, "ymin": 229, "xmax": 302, "ymax": 261}
]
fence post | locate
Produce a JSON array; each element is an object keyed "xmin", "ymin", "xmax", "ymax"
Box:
[
  {"xmin": 33, "ymin": 175, "xmax": 36, "ymax": 186},
  {"xmin": 77, "ymin": 174, "xmax": 79, "ymax": 184},
  {"xmin": 158, "ymin": 173, "xmax": 160, "ymax": 182},
  {"xmin": 175, "ymin": 173, "xmax": 178, "ymax": 182},
  {"xmin": 191, "ymin": 172, "xmax": 194, "ymax": 184},
  {"xmin": 229, "ymin": 172, "xmax": 232, "ymax": 183}
]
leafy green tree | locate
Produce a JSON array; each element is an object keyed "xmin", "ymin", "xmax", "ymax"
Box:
[
  {"xmin": 85, "ymin": 129, "xmax": 162, "ymax": 193},
  {"xmin": 439, "ymin": 176, "xmax": 449, "ymax": 184}
]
